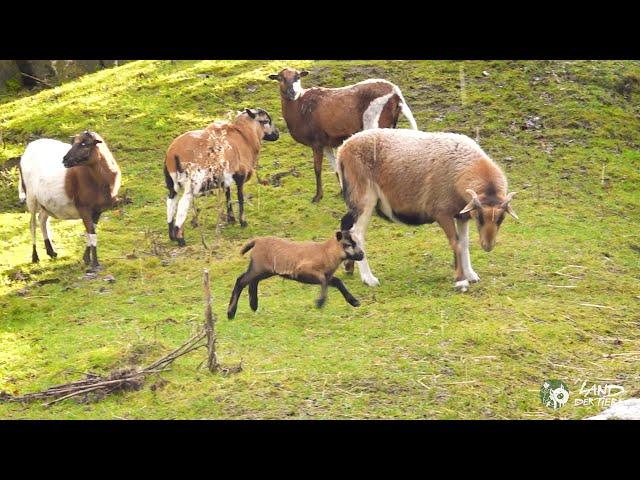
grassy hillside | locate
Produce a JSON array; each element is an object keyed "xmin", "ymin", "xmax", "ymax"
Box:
[{"xmin": 0, "ymin": 60, "xmax": 639, "ymax": 419}]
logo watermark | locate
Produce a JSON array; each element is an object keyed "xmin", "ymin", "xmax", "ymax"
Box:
[
  {"xmin": 540, "ymin": 379, "xmax": 570, "ymax": 409},
  {"xmin": 540, "ymin": 379, "xmax": 626, "ymax": 410}
]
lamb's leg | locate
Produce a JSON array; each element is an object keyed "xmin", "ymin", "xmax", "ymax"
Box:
[
  {"xmin": 438, "ymin": 216, "xmax": 467, "ymax": 292},
  {"xmin": 174, "ymin": 188, "xmax": 193, "ymax": 247},
  {"xmin": 329, "ymin": 277, "xmax": 360, "ymax": 307},
  {"xmin": 455, "ymin": 218, "xmax": 480, "ymax": 283},
  {"xmin": 234, "ymin": 174, "xmax": 247, "ymax": 227},
  {"xmin": 248, "ymin": 280, "xmax": 259, "ymax": 311},
  {"xmin": 38, "ymin": 210, "xmax": 57, "ymax": 258},
  {"xmin": 315, "ymin": 276, "xmax": 329, "ymax": 308},
  {"xmin": 30, "ymin": 210, "xmax": 39, "ymax": 263},
  {"xmin": 225, "ymin": 187, "xmax": 236, "ymax": 223},
  {"xmin": 228, "ymin": 268, "xmax": 263, "ymax": 319},
  {"xmin": 311, "ymin": 147, "xmax": 324, "ymax": 203}
]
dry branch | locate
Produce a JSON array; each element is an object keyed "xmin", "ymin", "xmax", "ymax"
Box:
[{"xmin": 0, "ymin": 269, "xmax": 239, "ymax": 407}]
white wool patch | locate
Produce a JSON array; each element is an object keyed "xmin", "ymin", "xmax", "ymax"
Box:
[
  {"xmin": 19, "ymin": 138, "xmax": 79, "ymax": 220},
  {"xmin": 292, "ymin": 80, "xmax": 304, "ymax": 99},
  {"xmin": 362, "ymin": 92, "xmax": 394, "ymax": 130},
  {"xmin": 87, "ymin": 233, "xmax": 97, "ymax": 247},
  {"xmin": 167, "ymin": 196, "xmax": 178, "ymax": 223},
  {"xmin": 323, "ymin": 147, "xmax": 337, "ymax": 172}
]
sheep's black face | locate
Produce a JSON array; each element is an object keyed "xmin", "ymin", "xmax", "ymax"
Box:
[
  {"xmin": 63, "ymin": 131, "xmax": 102, "ymax": 168},
  {"xmin": 268, "ymin": 68, "xmax": 309, "ymax": 101},
  {"xmin": 245, "ymin": 108, "xmax": 280, "ymax": 142},
  {"xmin": 336, "ymin": 230, "xmax": 364, "ymax": 261}
]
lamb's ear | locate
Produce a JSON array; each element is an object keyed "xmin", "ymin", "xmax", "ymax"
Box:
[
  {"xmin": 336, "ymin": 231, "xmax": 343, "ymax": 241},
  {"xmin": 245, "ymin": 108, "xmax": 256, "ymax": 119},
  {"xmin": 299, "ymin": 70, "xmax": 309, "ymax": 77},
  {"xmin": 268, "ymin": 74, "xmax": 279, "ymax": 81},
  {"xmin": 94, "ymin": 139, "xmax": 103, "ymax": 144}
]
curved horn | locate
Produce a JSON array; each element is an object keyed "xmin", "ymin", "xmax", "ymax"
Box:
[
  {"xmin": 501, "ymin": 192, "xmax": 519, "ymax": 220},
  {"xmin": 459, "ymin": 189, "xmax": 482, "ymax": 215}
]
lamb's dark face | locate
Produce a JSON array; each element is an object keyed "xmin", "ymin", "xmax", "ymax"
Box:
[
  {"xmin": 63, "ymin": 131, "xmax": 102, "ymax": 167},
  {"xmin": 336, "ymin": 230, "xmax": 364, "ymax": 261},
  {"xmin": 268, "ymin": 68, "xmax": 309, "ymax": 101}
]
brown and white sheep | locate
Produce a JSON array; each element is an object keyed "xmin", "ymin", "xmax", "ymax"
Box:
[
  {"xmin": 268, "ymin": 67, "xmax": 418, "ymax": 203},
  {"xmin": 337, "ymin": 128, "xmax": 518, "ymax": 292},
  {"xmin": 18, "ymin": 131, "xmax": 121, "ymax": 271},
  {"xmin": 164, "ymin": 108, "xmax": 279, "ymax": 246},
  {"xmin": 227, "ymin": 230, "xmax": 364, "ymax": 319}
]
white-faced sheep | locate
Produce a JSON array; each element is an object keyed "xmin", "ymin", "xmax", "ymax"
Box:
[
  {"xmin": 337, "ymin": 128, "xmax": 518, "ymax": 292},
  {"xmin": 164, "ymin": 108, "xmax": 279, "ymax": 246},
  {"xmin": 18, "ymin": 131, "xmax": 121, "ymax": 271},
  {"xmin": 227, "ymin": 230, "xmax": 364, "ymax": 319},
  {"xmin": 268, "ymin": 67, "xmax": 418, "ymax": 203}
]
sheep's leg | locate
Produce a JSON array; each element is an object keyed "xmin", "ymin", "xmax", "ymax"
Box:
[
  {"xmin": 234, "ymin": 174, "xmax": 247, "ymax": 227},
  {"xmin": 311, "ymin": 147, "xmax": 324, "ymax": 203},
  {"xmin": 351, "ymin": 204, "xmax": 379, "ymax": 287},
  {"xmin": 225, "ymin": 187, "xmax": 236, "ymax": 223},
  {"xmin": 79, "ymin": 209, "xmax": 100, "ymax": 271},
  {"xmin": 167, "ymin": 192, "xmax": 179, "ymax": 241},
  {"xmin": 38, "ymin": 210, "xmax": 57, "ymax": 258},
  {"xmin": 174, "ymin": 188, "xmax": 193, "ymax": 247},
  {"xmin": 30, "ymin": 210, "xmax": 39, "ymax": 263},
  {"xmin": 329, "ymin": 277, "xmax": 360, "ymax": 307},
  {"xmin": 438, "ymin": 216, "xmax": 467, "ymax": 292},
  {"xmin": 323, "ymin": 147, "xmax": 342, "ymax": 193},
  {"xmin": 455, "ymin": 218, "xmax": 480, "ymax": 283}
]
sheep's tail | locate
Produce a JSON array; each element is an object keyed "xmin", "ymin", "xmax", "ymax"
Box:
[
  {"xmin": 17, "ymin": 162, "xmax": 27, "ymax": 204},
  {"xmin": 393, "ymin": 85, "xmax": 418, "ymax": 130},
  {"xmin": 240, "ymin": 240, "xmax": 256, "ymax": 255}
]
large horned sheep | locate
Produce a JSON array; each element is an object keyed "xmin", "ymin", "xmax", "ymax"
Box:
[
  {"xmin": 337, "ymin": 129, "xmax": 518, "ymax": 292},
  {"xmin": 18, "ymin": 131, "xmax": 121, "ymax": 271},
  {"xmin": 227, "ymin": 230, "xmax": 364, "ymax": 319},
  {"xmin": 164, "ymin": 108, "xmax": 279, "ymax": 246},
  {"xmin": 268, "ymin": 67, "xmax": 418, "ymax": 203}
]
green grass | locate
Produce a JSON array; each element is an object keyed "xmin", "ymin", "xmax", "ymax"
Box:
[{"xmin": 0, "ymin": 60, "xmax": 639, "ymax": 419}]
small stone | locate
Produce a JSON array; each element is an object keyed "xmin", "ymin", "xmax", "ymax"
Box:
[
  {"xmin": 104, "ymin": 275, "xmax": 116, "ymax": 283},
  {"xmin": 482, "ymin": 70, "xmax": 490, "ymax": 77}
]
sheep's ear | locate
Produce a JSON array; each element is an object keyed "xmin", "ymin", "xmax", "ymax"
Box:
[
  {"xmin": 299, "ymin": 70, "xmax": 309, "ymax": 77},
  {"xmin": 336, "ymin": 231, "xmax": 343, "ymax": 241},
  {"xmin": 94, "ymin": 139, "xmax": 103, "ymax": 144},
  {"xmin": 268, "ymin": 74, "xmax": 279, "ymax": 81},
  {"xmin": 245, "ymin": 108, "xmax": 256, "ymax": 119}
]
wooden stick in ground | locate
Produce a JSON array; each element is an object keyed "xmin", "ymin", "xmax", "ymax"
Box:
[{"xmin": 203, "ymin": 269, "xmax": 219, "ymax": 373}]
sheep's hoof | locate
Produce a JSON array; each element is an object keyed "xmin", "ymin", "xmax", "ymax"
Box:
[
  {"xmin": 83, "ymin": 249, "xmax": 91, "ymax": 265},
  {"xmin": 467, "ymin": 271, "xmax": 480, "ymax": 283},
  {"xmin": 455, "ymin": 279, "xmax": 470, "ymax": 293},
  {"xmin": 311, "ymin": 195, "xmax": 323, "ymax": 203},
  {"xmin": 349, "ymin": 298, "xmax": 361, "ymax": 307},
  {"xmin": 227, "ymin": 309, "xmax": 236, "ymax": 320},
  {"xmin": 31, "ymin": 255, "xmax": 40, "ymax": 264},
  {"xmin": 47, "ymin": 251, "xmax": 58, "ymax": 259},
  {"xmin": 168, "ymin": 224, "xmax": 176, "ymax": 241},
  {"xmin": 315, "ymin": 298, "xmax": 326, "ymax": 308},
  {"xmin": 177, "ymin": 238, "xmax": 186, "ymax": 247},
  {"xmin": 88, "ymin": 264, "xmax": 103, "ymax": 273},
  {"xmin": 362, "ymin": 275, "xmax": 380, "ymax": 287},
  {"xmin": 227, "ymin": 215, "xmax": 237, "ymax": 224},
  {"xmin": 240, "ymin": 220, "xmax": 248, "ymax": 228}
]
